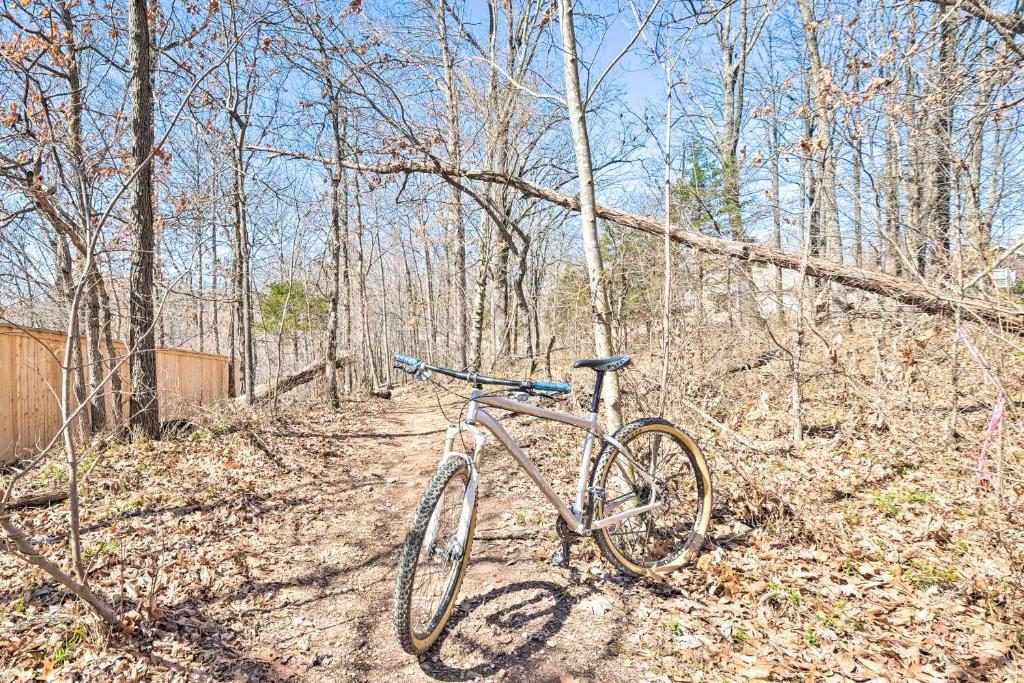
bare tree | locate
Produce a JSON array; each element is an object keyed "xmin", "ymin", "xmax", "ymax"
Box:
[
  {"xmin": 797, "ymin": 0, "xmax": 842, "ymax": 266},
  {"xmin": 557, "ymin": 0, "xmax": 623, "ymax": 430},
  {"xmin": 437, "ymin": 0, "xmax": 468, "ymax": 367}
]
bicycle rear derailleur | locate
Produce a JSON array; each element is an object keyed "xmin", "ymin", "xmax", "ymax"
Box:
[{"xmin": 551, "ymin": 514, "xmax": 582, "ymax": 568}]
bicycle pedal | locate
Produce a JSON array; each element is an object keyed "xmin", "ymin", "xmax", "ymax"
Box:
[{"xmin": 551, "ymin": 545, "xmax": 571, "ymax": 568}]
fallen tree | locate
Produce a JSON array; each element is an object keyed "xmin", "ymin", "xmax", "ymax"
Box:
[
  {"xmin": 237, "ymin": 358, "xmax": 347, "ymax": 405},
  {"xmin": 6, "ymin": 490, "xmax": 70, "ymax": 510},
  {"xmin": 332, "ymin": 158, "xmax": 1024, "ymax": 338},
  {"xmin": 246, "ymin": 145, "xmax": 1024, "ymax": 337}
]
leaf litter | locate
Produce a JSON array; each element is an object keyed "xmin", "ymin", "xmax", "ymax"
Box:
[{"xmin": 2, "ymin": 342, "xmax": 1023, "ymax": 682}]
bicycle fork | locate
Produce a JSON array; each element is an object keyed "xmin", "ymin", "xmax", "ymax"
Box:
[{"xmin": 424, "ymin": 424, "xmax": 484, "ymax": 558}]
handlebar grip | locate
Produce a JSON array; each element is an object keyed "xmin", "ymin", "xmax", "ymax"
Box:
[
  {"xmin": 529, "ymin": 380, "xmax": 572, "ymax": 394},
  {"xmin": 394, "ymin": 353, "xmax": 420, "ymax": 367}
]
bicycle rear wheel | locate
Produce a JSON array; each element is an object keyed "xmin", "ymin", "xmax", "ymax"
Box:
[
  {"xmin": 591, "ymin": 418, "xmax": 712, "ymax": 576},
  {"xmin": 393, "ymin": 456, "xmax": 477, "ymax": 654}
]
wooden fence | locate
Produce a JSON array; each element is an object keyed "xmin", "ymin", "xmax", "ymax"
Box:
[{"xmin": 0, "ymin": 323, "xmax": 229, "ymax": 462}]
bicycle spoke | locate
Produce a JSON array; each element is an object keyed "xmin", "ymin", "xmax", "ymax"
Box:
[
  {"xmin": 410, "ymin": 472, "xmax": 469, "ymax": 638},
  {"xmin": 603, "ymin": 490, "xmax": 638, "ymax": 513}
]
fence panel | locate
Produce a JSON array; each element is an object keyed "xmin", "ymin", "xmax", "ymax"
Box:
[{"xmin": 0, "ymin": 324, "xmax": 229, "ymax": 462}]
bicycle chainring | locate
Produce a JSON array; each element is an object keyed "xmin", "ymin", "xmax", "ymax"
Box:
[{"xmin": 555, "ymin": 514, "xmax": 581, "ymax": 540}]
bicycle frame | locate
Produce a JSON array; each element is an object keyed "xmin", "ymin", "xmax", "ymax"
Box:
[{"xmin": 426, "ymin": 388, "xmax": 664, "ymax": 550}]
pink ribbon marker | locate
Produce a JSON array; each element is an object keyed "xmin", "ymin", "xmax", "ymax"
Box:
[{"xmin": 955, "ymin": 327, "xmax": 1002, "ymax": 487}]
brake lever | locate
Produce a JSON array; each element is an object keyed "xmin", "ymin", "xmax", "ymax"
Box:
[{"xmin": 393, "ymin": 363, "xmax": 425, "ymax": 380}]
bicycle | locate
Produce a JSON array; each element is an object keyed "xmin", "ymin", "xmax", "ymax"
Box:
[{"xmin": 390, "ymin": 353, "xmax": 713, "ymax": 655}]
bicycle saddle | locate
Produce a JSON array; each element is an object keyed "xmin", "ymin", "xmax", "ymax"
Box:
[{"xmin": 572, "ymin": 355, "xmax": 632, "ymax": 372}]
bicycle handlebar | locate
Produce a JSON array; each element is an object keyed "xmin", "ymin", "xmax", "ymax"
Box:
[
  {"xmin": 393, "ymin": 353, "xmax": 572, "ymax": 394},
  {"xmin": 394, "ymin": 353, "xmax": 419, "ymax": 367}
]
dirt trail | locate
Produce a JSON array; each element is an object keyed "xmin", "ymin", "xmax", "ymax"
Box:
[
  {"xmin": 234, "ymin": 395, "xmax": 635, "ymax": 682},
  {"xmin": 8, "ymin": 388, "xmax": 1020, "ymax": 681}
]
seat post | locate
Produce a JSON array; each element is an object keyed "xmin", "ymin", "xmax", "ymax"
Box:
[{"xmin": 590, "ymin": 371, "xmax": 605, "ymax": 415}]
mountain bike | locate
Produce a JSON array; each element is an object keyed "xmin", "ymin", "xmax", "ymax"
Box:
[{"xmin": 390, "ymin": 353, "xmax": 713, "ymax": 655}]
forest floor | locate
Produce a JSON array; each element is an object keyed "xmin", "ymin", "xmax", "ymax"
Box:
[{"xmin": 2, "ymin": 383, "xmax": 1024, "ymax": 681}]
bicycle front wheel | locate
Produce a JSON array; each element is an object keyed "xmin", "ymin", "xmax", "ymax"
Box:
[
  {"xmin": 592, "ymin": 418, "xmax": 712, "ymax": 576},
  {"xmin": 393, "ymin": 456, "xmax": 477, "ymax": 654}
]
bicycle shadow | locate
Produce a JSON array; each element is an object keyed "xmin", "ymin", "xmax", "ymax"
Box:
[{"xmin": 418, "ymin": 580, "xmax": 584, "ymax": 681}]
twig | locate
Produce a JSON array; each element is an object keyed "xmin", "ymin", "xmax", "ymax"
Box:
[{"xmin": 675, "ymin": 396, "xmax": 786, "ymax": 454}]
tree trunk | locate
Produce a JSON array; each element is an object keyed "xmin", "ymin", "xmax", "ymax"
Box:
[
  {"xmin": 850, "ymin": 40, "xmax": 864, "ymax": 269},
  {"xmin": 965, "ymin": 56, "xmax": 993, "ymax": 270},
  {"xmin": 325, "ymin": 106, "xmax": 347, "ymax": 408},
  {"xmin": 60, "ymin": 4, "xmax": 107, "ymax": 434},
  {"xmin": 83, "ymin": 281, "xmax": 106, "ymax": 432},
  {"xmin": 904, "ymin": 10, "xmax": 928, "ymax": 275},
  {"xmin": 557, "ymin": 0, "xmax": 622, "ymax": 430},
  {"xmin": 342, "ymin": 171, "xmax": 353, "ymax": 392},
  {"xmin": 769, "ymin": 91, "xmax": 784, "ymax": 317},
  {"xmin": 659, "ymin": 70, "xmax": 673, "ymax": 416},
  {"xmin": 798, "ymin": 0, "xmax": 842, "ymax": 265},
  {"xmin": 883, "ymin": 79, "xmax": 902, "ymax": 276},
  {"xmin": 232, "ymin": 138, "xmax": 256, "ymax": 402},
  {"xmin": 377, "ymin": 231, "xmax": 393, "ymax": 388},
  {"xmin": 424, "ymin": 237, "xmax": 438, "ymax": 360},
  {"xmin": 227, "ymin": 252, "xmax": 237, "ymax": 398},
  {"xmin": 127, "ymin": 0, "xmax": 160, "ymax": 438},
  {"xmin": 469, "ymin": 225, "xmax": 490, "ymax": 371},
  {"xmin": 98, "ymin": 278, "xmax": 123, "ymax": 427},
  {"xmin": 437, "ymin": 0, "xmax": 468, "ymax": 368},
  {"xmin": 928, "ymin": 7, "xmax": 957, "ymax": 276},
  {"xmin": 493, "ymin": 238, "xmax": 511, "ymax": 360},
  {"xmin": 51, "ymin": 235, "xmax": 87, "ymax": 443},
  {"xmin": 212, "ymin": 219, "xmax": 221, "ymax": 356}
]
